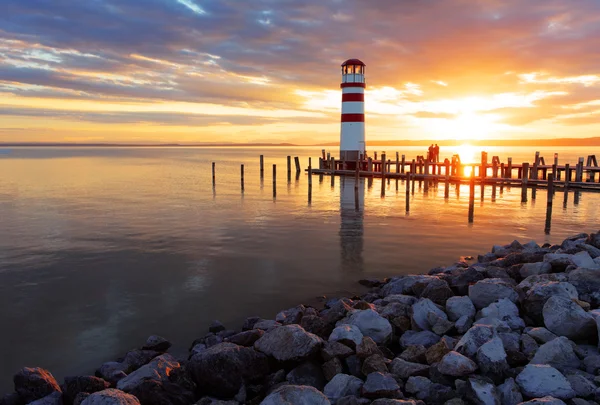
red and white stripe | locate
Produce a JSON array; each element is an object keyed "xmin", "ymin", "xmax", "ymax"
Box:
[{"xmin": 339, "ymin": 59, "xmax": 366, "ymax": 160}]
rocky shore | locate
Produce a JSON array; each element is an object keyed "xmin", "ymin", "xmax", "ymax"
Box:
[{"xmin": 3, "ymin": 231, "xmax": 600, "ymax": 405}]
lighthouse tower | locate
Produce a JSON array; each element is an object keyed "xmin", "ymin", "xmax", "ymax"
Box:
[{"xmin": 340, "ymin": 59, "xmax": 366, "ymax": 164}]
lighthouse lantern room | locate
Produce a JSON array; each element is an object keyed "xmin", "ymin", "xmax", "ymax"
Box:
[{"xmin": 340, "ymin": 58, "xmax": 366, "ymax": 165}]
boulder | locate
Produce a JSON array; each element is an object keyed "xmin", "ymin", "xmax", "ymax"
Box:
[
  {"xmin": 517, "ymin": 274, "xmax": 568, "ymax": 292},
  {"xmin": 428, "ymin": 314, "xmax": 455, "ymax": 336},
  {"xmin": 356, "ymin": 337, "xmax": 382, "ymax": 359},
  {"xmin": 123, "ymin": 370, "xmax": 195, "ymax": 405},
  {"xmin": 117, "ymin": 354, "xmax": 179, "ymax": 392},
  {"xmin": 565, "ymin": 374, "xmax": 596, "ymax": 398},
  {"xmin": 362, "ymin": 354, "xmax": 388, "ymax": 375},
  {"xmin": 189, "ymin": 342, "xmax": 269, "ymax": 398},
  {"xmin": 300, "ymin": 316, "xmax": 333, "ymax": 339},
  {"xmin": 141, "ymin": 336, "xmax": 171, "ymax": 352},
  {"xmin": 399, "ymin": 331, "xmax": 440, "ymax": 349},
  {"xmin": 520, "ymin": 262, "xmax": 552, "ymax": 278},
  {"xmin": 425, "ymin": 340, "xmax": 452, "ymax": 365},
  {"xmin": 521, "ymin": 334, "xmax": 539, "ymax": 358},
  {"xmin": 227, "ymin": 330, "xmax": 265, "ymax": 347},
  {"xmin": 361, "ymin": 372, "xmax": 402, "ymax": 399},
  {"xmin": 62, "ymin": 377, "xmax": 109, "ymax": 405},
  {"xmin": 95, "ymin": 363, "xmax": 127, "ymax": 386},
  {"xmin": 567, "ymin": 268, "xmax": 600, "ymax": 306},
  {"xmin": 542, "ymin": 296, "xmax": 596, "ymax": 341},
  {"xmin": 455, "ymin": 325, "xmax": 495, "ymax": 358},
  {"xmin": 529, "ymin": 337, "xmax": 580, "ymax": 371},
  {"xmin": 400, "ymin": 345, "xmax": 427, "ymax": 364},
  {"xmin": 80, "ymin": 389, "xmax": 140, "ymax": 405},
  {"xmin": 544, "ymin": 254, "xmax": 575, "ymax": 272},
  {"xmin": 344, "ymin": 355, "xmax": 363, "ymax": 379},
  {"xmin": 286, "ymin": 362, "xmax": 326, "ymax": 390},
  {"xmin": 370, "ymin": 400, "xmax": 420, "ymax": 405},
  {"xmin": 382, "ymin": 276, "xmax": 436, "ymax": 296},
  {"xmin": 469, "ymin": 279, "xmax": 518, "ymax": 309},
  {"xmin": 523, "ymin": 282, "xmax": 579, "ymax": 325},
  {"xmin": 255, "ymin": 324, "xmax": 323, "ymax": 361},
  {"xmin": 411, "ymin": 299, "xmax": 447, "ymax": 332},
  {"xmin": 571, "ymin": 252, "xmax": 597, "ymax": 268},
  {"xmin": 466, "ymin": 377, "xmax": 501, "ymax": 405},
  {"xmin": 323, "ymin": 374, "xmax": 363, "ymax": 404},
  {"xmin": 323, "ymin": 358, "xmax": 344, "ymax": 381},
  {"xmin": 14, "ymin": 367, "xmax": 62, "ymax": 403},
  {"xmin": 275, "ymin": 305, "xmax": 306, "ymax": 325},
  {"xmin": 383, "ymin": 295, "xmax": 418, "ymax": 307},
  {"xmin": 329, "ymin": 325, "xmax": 363, "ymax": 349},
  {"xmin": 446, "ymin": 296, "xmax": 476, "ymax": 322},
  {"xmin": 591, "ymin": 310, "xmax": 600, "ymax": 348},
  {"xmin": 526, "ymin": 328, "xmax": 558, "ymax": 345},
  {"xmin": 121, "ymin": 350, "xmax": 161, "ymax": 372},
  {"xmin": 455, "ymin": 315, "xmax": 473, "ymax": 334},
  {"xmin": 498, "ymin": 332, "xmax": 521, "ymax": 352},
  {"xmin": 497, "ymin": 378, "xmax": 523, "ymax": 405},
  {"xmin": 260, "ymin": 385, "xmax": 330, "ymax": 405},
  {"xmin": 338, "ymin": 310, "xmax": 393, "ymax": 344},
  {"xmin": 478, "ymin": 299, "xmax": 524, "ymax": 331},
  {"xmin": 437, "ymin": 351, "xmax": 477, "ymax": 376},
  {"xmin": 29, "ymin": 392, "xmax": 62, "ymax": 405},
  {"xmin": 477, "ymin": 337, "xmax": 509, "ymax": 376},
  {"xmin": 518, "ymin": 397, "xmax": 566, "ymax": 405},
  {"xmin": 254, "ymin": 320, "xmax": 282, "ymax": 331},
  {"xmin": 419, "ymin": 279, "xmax": 454, "ymax": 306},
  {"xmin": 322, "ymin": 341, "xmax": 355, "ymax": 361},
  {"xmin": 380, "ymin": 303, "xmax": 411, "ymax": 319},
  {"xmin": 389, "ymin": 358, "xmax": 430, "ymax": 379},
  {"xmin": 515, "ymin": 364, "xmax": 576, "ymax": 400}
]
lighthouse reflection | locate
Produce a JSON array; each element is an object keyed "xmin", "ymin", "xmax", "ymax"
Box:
[{"xmin": 339, "ymin": 177, "xmax": 365, "ymax": 273}]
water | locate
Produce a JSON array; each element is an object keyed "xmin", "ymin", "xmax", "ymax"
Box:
[{"xmin": 0, "ymin": 145, "xmax": 598, "ymax": 392}]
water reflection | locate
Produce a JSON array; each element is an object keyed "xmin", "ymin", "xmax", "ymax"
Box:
[{"xmin": 339, "ymin": 177, "xmax": 364, "ymax": 273}]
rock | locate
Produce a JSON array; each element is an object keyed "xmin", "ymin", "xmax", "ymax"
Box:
[
  {"xmin": 362, "ymin": 354, "xmax": 389, "ymax": 375},
  {"xmin": 242, "ymin": 316, "xmax": 261, "ymax": 331},
  {"xmin": 329, "ymin": 325, "xmax": 364, "ymax": 348},
  {"xmin": 189, "ymin": 342, "xmax": 269, "ymax": 398},
  {"xmin": 356, "ymin": 337, "xmax": 382, "ymax": 359},
  {"xmin": 412, "ymin": 299, "xmax": 447, "ymax": 331},
  {"xmin": 95, "ymin": 363, "xmax": 127, "ymax": 386},
  {"xmin": 323, "ymin": 300, "xmax": 354, "ymax": 324},
  {"xmin": 383, "ymin": 295, "xmax": 419, "ymax": 306},
  {"xmin": 455, "ymin": 325, "xmax": 495, "ymax": 358},
  {"xmin": 227, "ymin": 329, "xmax": 265, "ymax": 347},
  {"xmin": 475, "ymin": 317, "xmax": 512, "ymax": 333},
  {"xmin": 405, "ymin": 376, "xmax": 454, "ymax": 404},
  {"xmin": 466, "ymin": 377, "xmax": 501, "ymax": 405},
  {"xmin": 518, "ymin": 397, "xmax": 566, "ymax": 405},
  {"xmin": 520, "ymin": 262, "xmax": 552, "ymax": 278},
  {"xmin": 499, "ymin": 332, "xmax": 521, "ymax": 352},
  {"xmin": 301, "ymin": 316, "xmax": 333, "ymax": 339},
  {"xmin": 391, "ymin": 316, "xmax": 413, "ymax": 334},
  {"xmin": 565, "ymin": 374, "xmax": 596, "ymax": 398},
  {"xmin": 276, "ymin": 305, "xmax": 306, "ymax": 325},
  {"xmin": 382, "ymin": 276, "xmax": 436, "ymax": 296},
  {"xmin": 124, "ymin": 370, "xmax": 195, "ymax": 405},
  {"xmin": 371, "ymin": 400, "xmax": 420, "ymax": 405},
  {"xmin": 523, "ymin": 282, "xmax": 579, "ymax": 325},
  {"xmin": 400, "ymin": 345, "xmax": 427, "ymax": 364},
  {"xmin": 571, "ymin": 252, "xmax": 597, "ymax": 268},
  {"xmin": 477, "ymin": 337, "xmax": 509, "ymax": 376},
  {"xmin": 14, "ymin": 367, "xmax": 62, "ymax": 403},
  {"xmin": 520, "ymin": 334, "xmax": 538, "ymax": 359},
  {"xmin": 255, "ymin": 324, "xmax": 323, "ymax": 362},
  {"xmin": 583, "ymin": 355, "xmax": 600, "ymax": 374},
  {"xmin": 285, "ymin": 361, "xmax": 326, "ymax": 390},
  {"xmin": 479, "ymin": 299, "xmax": 525, "ymax": 331},
  {"xmin": 591, "ymin": 310, "xmax": 600, "ymax": 348},
  {"xmin": 428, "ymin": 313, "xmax": 455, "ymax": 336},
  {"xmin": 542, "ymin": 296, "xmax": 596, "ymax": 341},
  {"xmin": 469, "ymin": 279, "xmax": 519, "ymax": 309},
  {"xmin": 544, "ymin": 254, "xmax": 575, "ymax": 272},
  {"xmin": 400, "ymin": 331, "xmax": 440, "ymax": 349},
  {"xmin": 80, "ymin": 389, "xmax": 140, "ymax": 405},
  {"xmin": 338, "ymin": 310, "xmax": 393, "ymax": 344},
  {"xmin": 506, "ymin": 350, "xmax": 528, "ymax": 368},
  {"xmin": 380, "ymin": 303, "xmax": 412, "ymax": 319},
  {"xmin": 337, "ymin": 397, "xmax": 369, "ymax": 405},
  {"xmin": 196, "ymin": 398, "xmax": 239, "ymax": 405},
  {"xmin": 322, "ymin": 341, "xmax": 355, "ymax": 361},
  {"xmin": 29, "ymin": 392, "xmax": 62, "ymax": 405},
  {"xmin": 567, "ymin": 268, "xmax": 600, "ymax": 306},
  {"xmin": 446, "ymin": 296, "xmax": 476, "ymax": 322},
  {"xmin": 63, "ymin": 377, "xmax": 109, "ymax": 405},
  {"xmin": 362, "ymin": 372, "xmax": 402, "ymax": 399},
  {"xmin": 425, "ymin": 340, "xmax": 452, "ymax": 365},
  {"xmin": 448, "ymin": 267, "xmax": 486, "ymax": 295},
  {"xmin": 497, "ymin": 378, "xmax": 523, "ymax": 405},
  {"xmin": 141, "ymin": 336, "xmax": 171, "ymax": 352},
  {"xmin": 437, "ymin": 351, "xmax": 478, "ymax": 376},
  {"xmin": 577, "ymin": 243, "xmax": 600, "ymax": 259},
  {"xmin": 526, "ymin": 328, "xmax": 558, "ymax": 344},
  {"xmin": 344, "ymin": 355, "xmax": 363, "ymax": 379},
  {"xmin": 389, "ymin": 358, "xmax": 430, "ymax": 379},
  {"xmin": 260, "ymin": 384, "xmax": 330, "ymax": 404},
  {"xmin": 254, "ymin": 320, "xmax": 282, "ymax": 331},
  {"xmin": 209, "ymin": 320, "xmax": 226, "ymax": 333},
  {"xmin": 455, "ymin": 315, "xmax": 473, "ymax": 334},
  {"xmin": 419, "ymin": 279, "xmax": 454, "ymax": 306},
  {"xmin": 323, "ymin": 358, "xmax": 344, "ymax": 381},
  {"xmin": 323, "ymin": 374, "xmax": 363, "ymax": 404},
  {"xmin": 516, "ymin": 364, "xmax": 576, "ymax": 400},
  {"xmin": 530, "ymin": 337, "xmax": 580, "ymax": 371},
  {"xmin": 116, "ymin": 354, "xmax": 179, "ymax": 392},
  {"xmin": 121, "ymin": 350, "xmax": 161, "ymax": 372},
  {"xmin": 444, "ymin": 400, "xmax": 466, "ymax": 405}
]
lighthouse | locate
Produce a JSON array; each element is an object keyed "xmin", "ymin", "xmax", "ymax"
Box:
[{"xmin": 340, "ymin": 58, "xmax": 366, "ymax": 165}]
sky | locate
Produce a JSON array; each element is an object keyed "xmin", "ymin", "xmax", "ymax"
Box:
[{"xmin": 1, "ymin": 0, "xmax": 600, "ymax": 144}]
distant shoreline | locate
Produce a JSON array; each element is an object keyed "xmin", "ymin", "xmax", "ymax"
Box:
[{"xmin": 1, "ymin": 137, "xmax": 599, "ymax": 147}]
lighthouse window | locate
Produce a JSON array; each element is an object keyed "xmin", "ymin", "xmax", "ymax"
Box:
[
  {"xmin": 345, "ymin": 65, "xmax": 354, "ymax": 74},
  {"xmin": 355, "ymin": 66, "xmax": 362, "ymax": 74}
]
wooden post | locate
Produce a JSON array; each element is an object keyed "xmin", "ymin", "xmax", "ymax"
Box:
[
  {"xmin": 330, "ymin": 157, "xmax": 335, "ymax": 188},
  {"xmin": 308, "ymin": 158, "xmax": 312, "ymax": 203},
  {"xmin": 401, "ymin": 154, "xmax": 405, "ymax": 174},
  {"xmin": 545, "ymin": 173, "xmax": 554, "ymax": 234},
  {"xmin": 563, "ymin": 164, "xmax": 570, "ymax": 207},
  {"xmin": 405, "ymin": 171, "xmax": 411, "ymax": 212},
  {"xmin": 294, "ymin": 156, "xmax": 301, "ymax": 173},
  {"xmin": 444, "ymin": 166, "xmax": 450, "ymax": 199},
  {"xmin": 411, "ymin": 160, "xmax": 416, "ymax": 194},
  {"xmin": 287, "ymin": 156, "xmax": 291, "ymax": 182},
  {"xmin": 396, "ymin": 152, "xmax": 400, "ymax": 174},
  {"xmin": 260, "ymin": 155, "xmax": 264, "ymax": 178},
  {"xmin": 468, "ymin": 167, "xmax": 475, "ymax": 223},
  {"xmin": 521, "ymin": 162, "xmax": 529, "ymax": 203},
  {"xmin": 507, "ymin": 158, "xmax": 512, "ymax": 179},
  {"xmin": 241, "ymin": 164, "xmax": 244, "ymax": 192},
  {"xmin": 319, "ymin": 157, "xmax": 323, "ymax": 170},
  {"xmin": 481, "ymin": 151, "xmax": 487, "ymax": 179},
  {"xmin": 492, "ymin": 158, "xmax": 498, "ymax": 178},
  {"xmin": 576, "ymin": 157, "xmax": 584, "ymax": 182},
  {"xmin": 554, "ymin": 153, "xmax": 560, "ymax": 181},
  {"xmin": 424, "ymin": 159, "xmax": 429, "ymax": 192},
  {"xmin": 387, "ymin": 159, "xmax": 391, "ymax": 185},
  {"xmin": 321, "ymin": 149, "xmax": 326, "ymax": 162},
  {"xmin": 381, "ymin": 153, "xmax": 386, "ymax": 197},
  {"xmin": 531, "ymin": 152, "xmax": 539, "ymax": 200},
  {"xmin": 273, "ymin": 164, "xmax": 276, "ymax": 198},
  {"xmin": 367, "ymin": 157, "xmax": 373, "ymax": 175},
  {"xmin": 374, "ymin": 151, "xmax": 378, "ymax": 161},
  {"xmin": 212, "ymin": 162, "xmax": 216, "ymax": 187}
]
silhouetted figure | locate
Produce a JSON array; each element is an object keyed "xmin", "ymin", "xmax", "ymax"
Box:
[
  {"xmin": 434, "ymin": 144, "xmax": 440, "ymax": 163},
  {"xmin": 428, "ymin": 144, "xmax": 434, "ymax": 162}
]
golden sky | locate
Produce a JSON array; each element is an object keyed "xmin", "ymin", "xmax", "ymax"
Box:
[{"xmin": 1, "ymin": 0, "xmax": 600, "ymax": 144}]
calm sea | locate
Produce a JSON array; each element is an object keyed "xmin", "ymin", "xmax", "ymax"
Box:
[{"xmin": 0, "ymin": 145, "xmax": 598, "ymax": 392}]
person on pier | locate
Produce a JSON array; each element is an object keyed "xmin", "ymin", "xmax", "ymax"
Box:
[
  {"xmin": 428, "ymin": 144, "xmax": 434, "ymax": 162},
  {"xmin": 434, "ymin": 144, "xmax": 440, "ymax": 162}
]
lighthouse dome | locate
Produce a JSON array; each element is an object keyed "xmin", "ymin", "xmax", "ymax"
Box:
[{"xmin": 341, "ymin": 59, "xmax": 365, "ymax": 67}]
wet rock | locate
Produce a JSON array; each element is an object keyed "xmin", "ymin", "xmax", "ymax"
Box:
[
  {"xmin": 517, "ymin": 274, "xmax": 568, "ymax": 292},
  {"xmin": 117, "ymin": 354, "xmax": 179, "ymax": 392},
  {"xmin": 275, "ymin": 305, "xmax": 305, "ymax": 325},
  {"xmin": 255, "ymin": 324, "xmax": 323, "ymax": 362},
  {"xmin": 189, "ymin": 342, "xmax": 269, "ymax": 398},
  {"xmin": 338, "ymin": 309, "xmax": 393, "ymax": 344},
  {"xmin": 477, "ymin": 337, "xmax": 509, "ymax": 376},
  {"xmin": 62, "ymin": 377, "xmax": 109, "ymax": 405},
  {"xmin": 261, "ymin": 384, "xmax": 330, "ymax": 405},
  {"xmin": 516, "ymin": 364, "xmax": 576, "ymax": 400},
  {"xmin": 227, "ymin": 329, "xmax": 265, "ymax": 347},
  {"xmin": 437, "ymin": 351, "xmax": 478, "ymax": 376},
  {"xmin": 542, "ymin": 296, "xmax": 596, "ymax": 341},
  {"xmin": 400, "ymin": 345, "xmax": 427, "ymax": 364},
  {"xmin": 329, "ymin": 325, "xmax": 364, "ymax": 349},
  {"xmin": 469, "ymin": 279, "xmax": 519, "ymax": 309},
  {"xmin": 14, "ymin": 367, "xmax": 62, "ymax": 403},
  {"xmin": 300, "ymin": 316, "xmax": 333, "ymax": 339},
  {"xmin": 95, "ymin": 363, "xmax": 127, "ymax": 386},
  {"xmin": 400, "ymin": 331, "xmax": 441, "ymax": 349},
  {"xmin": 141, "ymin": 336, "xmax": 171, "ymax": 352},
  {"xmin": 523, "ymin": 282, "xmax": 579, "ymax": 325},
  {"xmin": 80, "ymin": 389, "xmax": 140, "ymax": 405},
  {"xmin": 530, "ymin": 337, "xmax": 580, "ymax": 372},
  {"xmin": 466, "ymin": 377, "xmax": 501, "ymax": 405},
  {"xmin": 544, "ymin": 254, "xmax": 575, "ymax": 272},
  {"xmin": 254, "ymin": 320, "xmax": 282, "ymax": 331},
  {"xmin": 323, "ymin": 358, "xmax": 344, "ymax": 381},
  {"xmin": 455, "ymin": 325, "xmax": 495, "ymax": 358},
  {"xmin": 323, "ymin": 374, "xmax": 363, "ymax": 404},
  {"xmin": 286, "ymin": 361, "xmax": 326, "ymax": 390},
  {"xmin": 362, "ymin": 354, "xmax": 389, "ymax": 375},
  {"xmin": 419, "ymin": 279, "xmax": 454, "ymax": 306},
  {"xmin": 411, "ymin": 299, "xmax": 447, "ymax": 332},
  {"xmin": 497, "ymin": 378, "xmax": 523, "ymax": 405},
  {"xmin": 389, "ymin": 358, "xmax": 430, "ymax": 379},
  {"xmin": 520, "ymin": 262, "xmax": 552, "ymax": 278},
  {"xmin": 526, "ymin": 328, "xmax": 558, "ymax": 345},
  {"xmin": 446, "ymin": 296, "xmax": 476, "ymax": 322},
  {"xmin": 362, "ymin": 372, "xmax": 402, "ymax": 399},
  {"xmin": 567, "ymin": 268, "xmax": 600, "ymax": 306},
  {"xmin": 382, "ymin": 276, "xmax": 436, "ymax": 297},
  {"xmin": 322, "ymin": 341, "xmax": 355, "ymax": 361}
]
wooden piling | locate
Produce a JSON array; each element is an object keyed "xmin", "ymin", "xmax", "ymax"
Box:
[
  {"xmin": 308, "ymin": 158, "xmax": 312, "ymax": 203},
  {"xmin": 563, "ymin": 163, "xmax": 570, "ymax": 207},
  {"xmin": 367, "ymin": 157, "xmax": 373, "ymax": 175},
  {"xmin": 287, "ymin": 156, "xmax": 291, "ymax": 181},
  {"xmin": 481, "ymin": 152, "xmax": 487, "ymax": 179},
  {"xmin": 424, "ymin": 160, "xmax": 429, "ymax": 192},
  {"xmin": 241, "ymin": 164, "xmax": 244, "ymax": 192},
  {"xmin": 381, "ymin": 153, "xmax": 386, "ymax": 197},
  {"xmin": 405, "ymin": 171, "xmax": 411, "ymax": 212},
  {"xmin": 468, "ymin": 167, "xmax": 475, "ymax": 223},
  {"xmin": 554, "ymin": 153, "xmax": 560, "ymax": 181},
  {"xmin": 396, "ymin": 152, "xmax": 400, "ymax": 173},
  {"xmin": 330, "ymin": 157, "xmax": 335, "ymax": 188},
  {"xmin": 212, "ymin": 162, "xmax": 216, "ymax": 187},
  {"xmin": 444, "ymin": 168, "xmax": 450, "ymax": 199},
  {"xmin": 294, "ymin": 156, "xmax": 301, "ymax": 174},
  {"xmin": 401, "ymin": 154, "xmax": 406, "ymax": 174},
  {"xmin": 273, "ymin": 164, "xmax": 276, "ymax": 198},
  {"xmin": 411, "ymin": 160, "xmax": 416, "ymax": 194},
  {"xmin": 387, "ymin": 159, "xmax": 391, "ymax": 185},
  {"xmin": 545, "ymin": 173, "xmax": 554, "ymax": 234},
  {"xmin": 531, "ymin": 152, "xmax": 539, "ymax": 200},
  {"xmin": 507, "ymin": 158, "xmax": 512, "ymax": 179},
  {"xmin": 260, "ymin": 155, "xmax": 264, "ymax": 178},
  {"xmin": 521, "ymin": 162, "xmax": 529, "ymax": 203}
]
